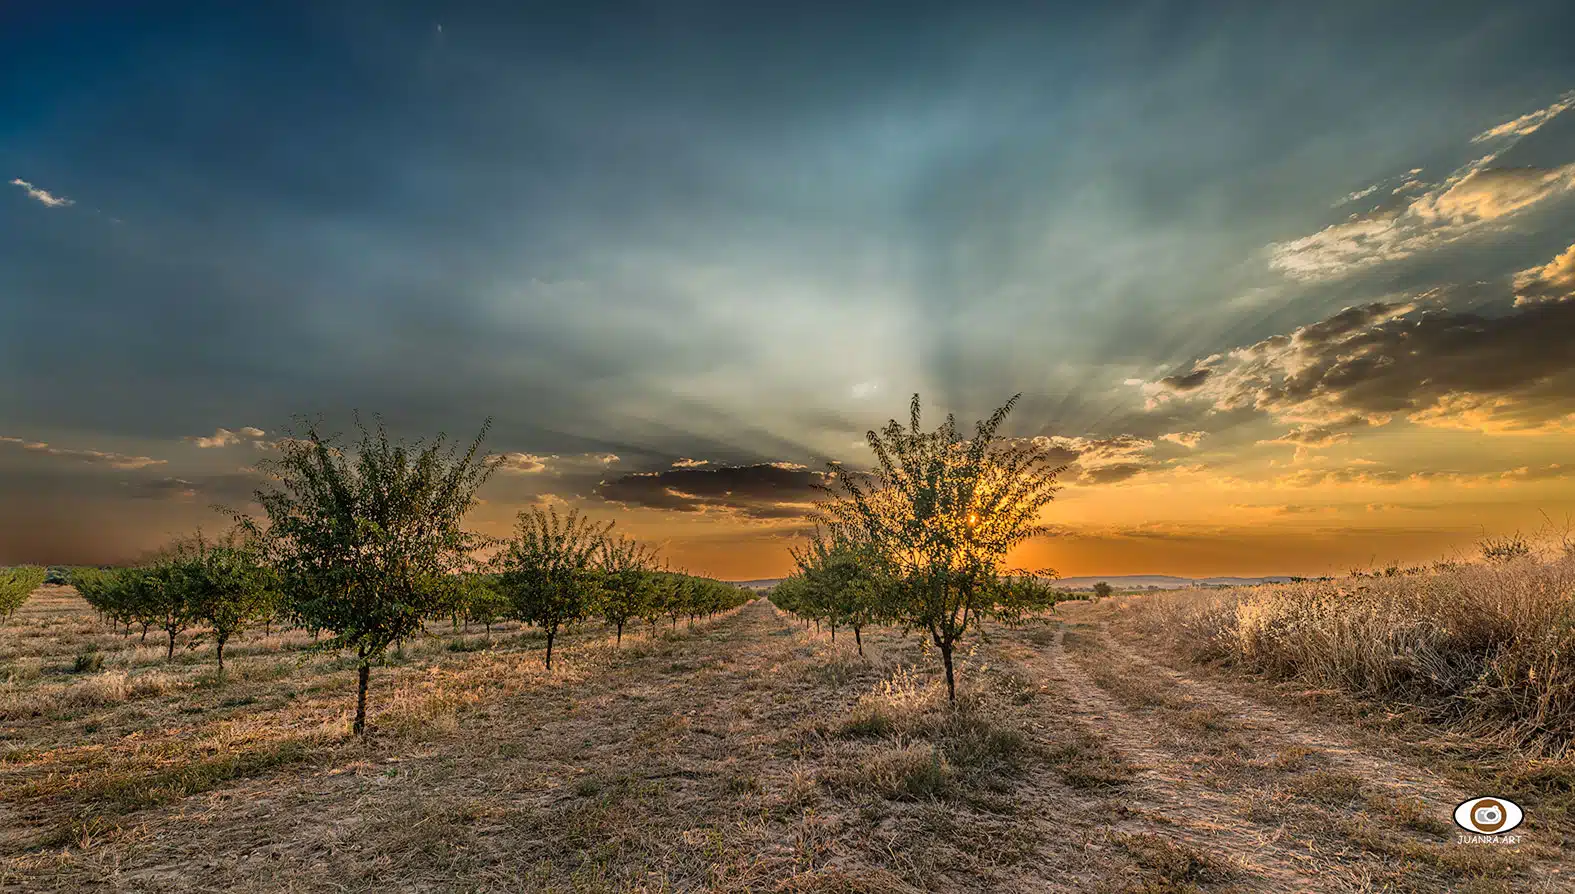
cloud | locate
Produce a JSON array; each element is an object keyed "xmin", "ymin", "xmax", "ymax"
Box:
[
  {"xmin": 185, "ymin": 426, "xmax": 267, "ymax": 448},
  {"xmin": 0, "ymin": 436, "xmax": 165, "ymax": 470},
  {"xmin": 1270, "ymin": 92, "xmax": 1575, "ymax": 280},
  {"xmin": 1234, "ymin": 503, "xmax": 1338, "ymax": 516},
  {"xmin": 1076, "ymin": 462, "xmax": 1147, "ymax": 485},
  {"xmin": 1142, "ymin": 286, "xmax": 1575, "ymax": 435},
  {"xmin": 1258, "ymin": 425, "xmax": 1352, "ymax": 462},
  {"xmin": 1159, "ymin": 431, "xmax": 1205, "ymax": 448},
  {"xmin": 1002, "ymin": 434, "xmax": 1156, "ymax": 486},
  {"xmin": 1156, "ymin": 368, "xmax": 1213, "ymax": 392},
  {"xmin": 1513, "ymin": 241, "xmax": 1575, "ymax": 306},
  {"xmin": 593, "ymin": 462, "xmax": 832, "ymax": 519},
  {"xmin": 1275, "ymin": 463, "xmax": 1572, "ymax": 489},
  {"xmin": 493, "ymin": 451, "xmax": 621, "ymax": 475},
  {"xmin": 671, "ymin": 458, "xmax": 710, "ymax": 468},
  {"xmin": 129, "ymin": 477, "xmax": 199, "ymax": 500},
  {"xmin": 1471, "ymin": 90, "xmax": 1575, "ymax": 143},
  {"xmin": 495, "ymin": 452, "xmax": 551, "ymax": 474},
  {"xmin": 9, "ymin": 178, "xmax": 74, "ymax": 208},
  {"xmin": 850, "ymin": 381, "xmax": 880, "ymax": 399}
]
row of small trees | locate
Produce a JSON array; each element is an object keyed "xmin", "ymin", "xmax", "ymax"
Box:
[
  {"xmin": 65, "ymin": 416, "xmax": 748, "ymax": 736},
  {"xmin": 72, "ymin": 531, "xmax": 278, "ymax": 671},
  {"xmin": 1, "ymin": 566, "xmax": 47, "ymax": 619}
]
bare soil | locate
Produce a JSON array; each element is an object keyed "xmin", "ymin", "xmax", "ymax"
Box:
[{"xmin": 2, "ymin": 588, "xmax": 1566, "ymax": 892}]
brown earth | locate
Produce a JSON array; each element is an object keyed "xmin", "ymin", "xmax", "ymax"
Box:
[{"xmin": 1, "ymin": 588, "xmax": 1566, "ymax": 892}]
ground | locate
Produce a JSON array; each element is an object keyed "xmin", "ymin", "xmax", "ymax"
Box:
[{"xmin": 1, "ymin": 586, "xmax": 1569, "ymax": 892}]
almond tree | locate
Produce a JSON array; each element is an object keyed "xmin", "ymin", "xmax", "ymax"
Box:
[
  {"xmin": 0, "ymin": 566, "xmax": 45, "ymax": 619},
  {"xmin": 169, "ymin": 529, "xmax": 276, "ymax": 675},
  {"xmin": 821, "ymin": 393, "xmax": 1064, "ymax": 701},
  {"xmin": 790, "ymin": 526, "xmax": 890, "ymax": 656},
  {"xmin": 497, "ymin": 506, "xmax": 611, "ymax": 669},
  {"xmin": 236, "ymin": 415, "xmax": 495, "ymax": 736},
  {"xmin": 597, "ymin": 535, "xmax": 659, "ymax": 645}
]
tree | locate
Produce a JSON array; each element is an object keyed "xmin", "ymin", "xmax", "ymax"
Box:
[
  {"xmin": 497, "ymin": 506, "xmax": 611, "ymax": 670},
  {"xmin": 462, "ymin": 574, "xmax": 510, "ymax": 635},
  {"xmin": 0, "ymin": 566, "xmax": 45, "ymax": 619},
  {"xmin": 597, "ymin": 535, "xmax": 658, "ymax": 645},
  {"xmin": 169, "ymin": 530, "xmax": 276, "ymax": 675},
  {"xmin": 1092, "ymin": 581, "xmax": 1113, "ymax": 600},
  {"xmin": 820, "ymin": 393, "xmax": 1064, "ymax": 701},
  {"xmin": 237, "ymin": 415, "xmax": 496, "ymax": 736},
  {"xmin": 789, "ymin": 527, "xmax": 890, "ymax": 656}
]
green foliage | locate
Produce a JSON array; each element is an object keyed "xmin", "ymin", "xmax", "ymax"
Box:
[
  {"xmin": 1092, "ymin": 581, "xmax": 1113, "ymax": 599},
  {"xmin": 819, "ymin": 393, "xmax": 1065, "ymax": 700},
  {"xmin": 460, "ymin": 573, "xmax": 510, "ymax": 634},
  {"xmin": 496, "ymin": 506, "xmax": 611, "ymax": 669},
  {"xmin": 0, "ymin": 566, "xmax": 46, "ymax": 618},
  {"xmin": 781, "ymin": 526, "xmax": 891, "ymax": 654},
  {"xmin": 165, "ymin": 530, "xmax": 277, "ymax": 674},
  {"xmin": 596, "ymin": 535, "xmax": 659, "ymax": 644},
  {"xmin": 238, "ymin": 414, "xmax": 496, "ymax": 735}
]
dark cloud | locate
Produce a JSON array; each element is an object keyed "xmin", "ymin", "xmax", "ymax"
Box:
[
  {"xmin": 593, "ymin": 463, "xmax": 830, "ymax": 519},
  {"xmin": 1157, "ymin": 368, "xmax": 1213, "ymax": 391},
  {"xmin": 1148, "ymin": 284, "xmax": 1575, "ymax": 434},
  {"xmin": 1076, "ymin": 463, "xmax": 1147, "ymax": 485}
]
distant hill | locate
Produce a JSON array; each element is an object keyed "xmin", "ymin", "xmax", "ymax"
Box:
[
  {"xmin": 730, "ymin": 574, "xmax": 1293, "ymax": 591},
  {"xmin": 730, "ymin": 579, "xmax": 784, "ymax": 591},
  {"xmin": 1052, "ymin": 574, "xmax": 1295, "ymax": 590}
]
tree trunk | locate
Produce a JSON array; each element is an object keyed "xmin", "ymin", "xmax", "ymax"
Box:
[
  {"xmin": 166, "ymin": 629, "xmax": 177, "ymax": 661},
  {"xmin": 265, "ymin": 617, "xmax": 272, "ymax": 637},
  {"xmin": 354, "ymin": 658, "xmax": 370, "ymax": 737},
  {"xmin": 216, "ymin": 635, "xmax": 227, "ymax": 676},
  {"xmin": 940, "ymin": 641, "xmax": 956, "ymax": 703},
  {"xmin": 830, "ymin": 620, "xmax": 836, "ymax": 642},
  {"xmin": 616, "ymin": 620, "xmax": 624, "ymax": 645},
  {"xmin": 140, "ymin": 622, "xmax": 149, "ymax": 644},
  {"xmin": 854, "ymin": 625, "xmax": 863, "ymax": 657},
  {"xmin": 544, "ymin": 629, "xmax": 556, "ymax": 670}
]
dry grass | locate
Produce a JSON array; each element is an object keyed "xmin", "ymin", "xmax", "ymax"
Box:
[{"xmin": 1127, "ymin": 554, "xmax": 1575, "ymax": 753}]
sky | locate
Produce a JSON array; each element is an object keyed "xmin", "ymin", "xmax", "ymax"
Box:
[{"xmin": 4, "ymin": 1, "xmax": 1575, "ymax": 579}]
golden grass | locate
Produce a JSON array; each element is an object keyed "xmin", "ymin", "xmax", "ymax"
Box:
[{"xmin": 1127, "ymin": 554, "xmax": 1575, "ymax": 753}]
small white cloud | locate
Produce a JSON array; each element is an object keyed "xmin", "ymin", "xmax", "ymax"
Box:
[
  {"xmin": 850, "ymin": 381, "xmax": 880, "ymax": 399},
  {"xmin": 9, "ymin": 178, "xmax": 74, "ymax": 208},
  {"xmin": 186, "ymin": 427, "xmax": 268, "ymax": 448},
  {"xmin": 1, "ymin": 435, "xmax": 164, "ymax": 469}
]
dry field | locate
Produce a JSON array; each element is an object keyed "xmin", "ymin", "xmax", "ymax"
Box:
[{"xmin": 2, "ymin": 583, "xmax": 1571, "ymax": 893}]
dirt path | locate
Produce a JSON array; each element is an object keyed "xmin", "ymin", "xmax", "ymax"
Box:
[{"xmin": 981, "ymin": 600, "xmax": 1563, "ymax": 893}]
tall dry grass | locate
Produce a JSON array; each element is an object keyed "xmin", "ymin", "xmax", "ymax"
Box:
[{"xmin": 1129, "ymin": 552, "xmax": 1575, "ymax": 754}]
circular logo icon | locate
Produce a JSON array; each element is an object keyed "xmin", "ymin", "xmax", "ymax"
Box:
[{"xmin": 1453, "ymin": 797, "xmax": 1523, "ymax": 834}]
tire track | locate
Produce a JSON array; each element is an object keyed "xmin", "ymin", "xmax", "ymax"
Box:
[{"xmin": 994, "ymin": 624, "xmax": 1329, "ymax": 892}]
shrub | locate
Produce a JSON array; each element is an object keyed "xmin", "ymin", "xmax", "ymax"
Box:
[{"xmin": 0, "ymin": 566, "xmax": 46, "ymax": 618}]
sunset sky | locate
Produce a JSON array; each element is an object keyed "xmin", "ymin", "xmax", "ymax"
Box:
[{"xmin": 4, "ymin": 2, "xmax": 1575, "ymax": 579}]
